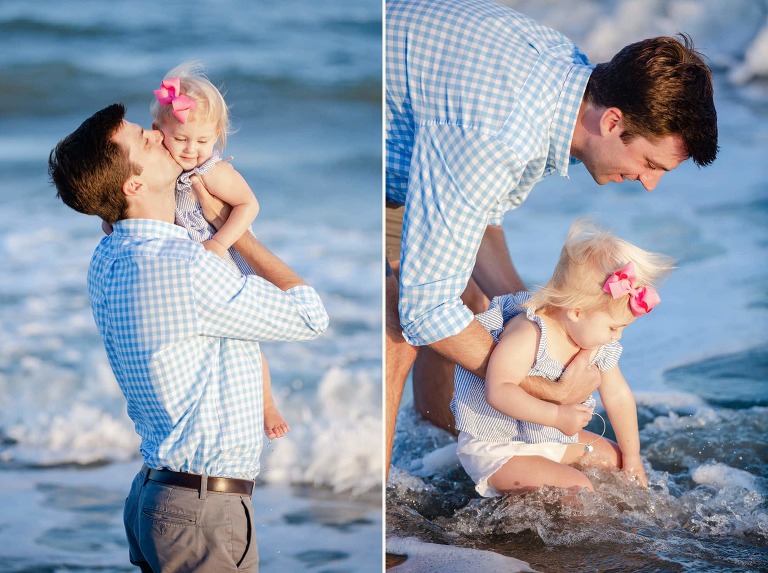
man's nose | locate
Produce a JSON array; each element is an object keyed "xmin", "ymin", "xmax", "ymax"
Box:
[
  {"xmin": 149, "ymin": 130, "xmax": 164, "ymax": 144},
  {"xmin": 640, "ymin": 171, "xmax": 663, "ymax": 191}
]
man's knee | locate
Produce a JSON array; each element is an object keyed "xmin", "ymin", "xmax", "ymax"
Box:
[{"xmin": 385, "ymin": 271, "xmax": 404, "ymax": 335}]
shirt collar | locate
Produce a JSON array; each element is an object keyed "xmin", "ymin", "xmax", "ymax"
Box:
[
  {"xmin": 550, "ymin": 62, "xmax": 593, "ymax": 177},
  {"xmin": 112, "ymin": 218, "xmax": 190, "ymax": 240}
]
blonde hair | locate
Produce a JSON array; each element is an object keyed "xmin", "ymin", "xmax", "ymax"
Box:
[
  {"xmin": 150, "ymin": 61, "xmax": 231, "ymax": 151},
  {"xmin": 525, "ymin": 220, "xmax": 675, "ymax": 315}
]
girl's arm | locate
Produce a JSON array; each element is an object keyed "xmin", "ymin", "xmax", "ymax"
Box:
[
  {"xmin": 598, "ymin": 366, "xmax": 648, "ymax": 486},
  {"xmin": 197, "ymin": 161, "xmax": 259, "ymax": 255},
  {"xmin": 485, "ymin": 317, "xmax": 593, "ymax": 436}
]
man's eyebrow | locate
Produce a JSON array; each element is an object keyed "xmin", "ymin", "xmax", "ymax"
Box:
[{"xmin": 648, "ymin": 156, "xmax": 671, "ymax": 171}]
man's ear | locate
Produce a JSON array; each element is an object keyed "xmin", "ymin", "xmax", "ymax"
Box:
[
  {"xmin": 599, "ymin": 107, "xmax": 624, "ymax": 137},
  {"xmin": 122, "ymin": 176, "xmax": 143, "ymax": 198}
]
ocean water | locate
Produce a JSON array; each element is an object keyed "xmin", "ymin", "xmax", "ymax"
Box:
[
  {"xmin": 387, "ymin": 1, "xmax": 768, "ymax": 572},
  {"xmin": 0, "ymin": 1, "xmax": 382, "ymax": 571}
]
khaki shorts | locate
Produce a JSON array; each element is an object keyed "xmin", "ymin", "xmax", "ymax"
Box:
[{"xmin": 385, "ymin": 202, "xmax": 404, "ymax": 266}]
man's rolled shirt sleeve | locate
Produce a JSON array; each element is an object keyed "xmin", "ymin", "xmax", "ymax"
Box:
[
  {"xmin": 192, "ymin": 253, "xmax": 329, "ymax": 342},
  {"xmin": 398, "ymin": 123, "xmax": 525, "ymax": 346}
]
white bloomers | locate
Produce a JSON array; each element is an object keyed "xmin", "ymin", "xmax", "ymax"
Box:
[{"xmin": 456, "ymin": 431, "xmax": 568, "ymax": 497}]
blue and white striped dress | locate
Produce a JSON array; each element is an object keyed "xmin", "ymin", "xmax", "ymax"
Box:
[
  {"xmin": 451, "ymin": 292, "xmax": 622, "ymax": 444},
  {"xmin": 174, "ymin": 150, "xmax": 254, "ymax": 276}
]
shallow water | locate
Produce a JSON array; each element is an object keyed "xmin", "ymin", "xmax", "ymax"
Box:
[
  {"xmin": 387, "ymin": 398, "xmax": 768, "ymax": 572},
  {"xmin": 388, "ymin": 304, "xmax": 768, "ymax": 570},
  {"xmin": 0, "ymin": 462, "xmax": 382, "ymax": 573}
]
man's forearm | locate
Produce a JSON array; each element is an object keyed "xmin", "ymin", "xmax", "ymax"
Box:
[
  {"xmin": 429, "ymin": 319, "xmax": 495, "ymax": 378},
  {"xmin": 519, "ymin": 376, "xmax": 570, "ymax": 404},
  {"xmin": 472, "ymin": 225, "xmax": 526, "ymax": 296},
  {"xmin": 233, "ymin": 233, "xmax": 306, "ymax": 291},
  {"xmin": 430, "ymin": 326, "xmax": 592, "ymax": 404}
]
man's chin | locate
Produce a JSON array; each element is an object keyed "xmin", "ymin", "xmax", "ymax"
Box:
[
  {"xmin": 583, "ymin": 166, "xmax": 608, "ymax": 185},
  {"xmin": 592, "ymin": 174, "xmax": 613, "ymax": 186}
]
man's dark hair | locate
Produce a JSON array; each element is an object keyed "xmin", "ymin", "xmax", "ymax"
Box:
[
  {"xmin": 49, "ymin": 103, "xmax": 139, "ymax": 223},
  {"xmin": 585, "ymin": 34, "xmax": 718, "ymax": 167}
]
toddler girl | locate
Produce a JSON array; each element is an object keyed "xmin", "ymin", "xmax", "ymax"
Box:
[
  {"xmin": 451, "ymin": 221, "xmax": 673, "ymax": 496},
  {"xmin": 151, "ymin": 62, "xmax": 288, "ymax": 439}
]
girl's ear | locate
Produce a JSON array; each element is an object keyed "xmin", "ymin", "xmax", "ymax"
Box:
[{"xmin": 566, "ymin": 308, "xmax": 581, "ymax": 322}]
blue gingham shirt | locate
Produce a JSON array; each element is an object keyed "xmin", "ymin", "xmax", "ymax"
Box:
[
  {"xmin": 87, "ymin": 219, "xmax": 329, "ymax": 479},
  {"xmin": 451, "ymin": 293, "xmax": 622, "ymax": 443},
  {"xmin": 386, "ymin": 0, "xmax": 593, "ymax": 345}
]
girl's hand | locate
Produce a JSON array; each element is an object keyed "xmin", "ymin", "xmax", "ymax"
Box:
[
  {"xmin": 202, "ymin": 239, "xmax": 228, "ymax": 258},
  {"xmin": 191, "ymin": 175, "xmax": 231, "ymax": 231},
  {"xmin": 622, "ymin": 454, "xmax": 648, "ymax": 487},
  {"xmin": 554, "ymin": 403, "xmax": 593, "ymax": 435}
]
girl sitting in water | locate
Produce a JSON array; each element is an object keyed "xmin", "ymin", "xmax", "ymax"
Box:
[
  {"xmin": 151, "ymin": 61, "xmax": 289, "ymax": 440},
  {"xmin": 451, "ymin": 220, "xmax": 673, "ymax": 496}
]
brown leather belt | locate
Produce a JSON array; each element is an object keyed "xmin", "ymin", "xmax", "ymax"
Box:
[{"xmin": 147, "ymin": 468, "xmax": 254, "ymax": 496}]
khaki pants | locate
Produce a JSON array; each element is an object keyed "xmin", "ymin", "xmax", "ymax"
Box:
[{"xmin": 124, "ymin": 466, "xmax": 259, "ymax": 572}]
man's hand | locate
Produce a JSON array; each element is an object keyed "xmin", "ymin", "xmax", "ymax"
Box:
[
  {"xmin": 558, "ymin": 348, "xmax": 601, "ymax": 403},
  {"xmin": 519, "ymin": 349, "xmax": 600, "ymax": 405},
  {"xmin": 190, "ymin": 175, "xmax": 231, "ymax": 231}
]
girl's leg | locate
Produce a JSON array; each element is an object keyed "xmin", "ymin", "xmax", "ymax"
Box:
[
  {"xmin": 487, "ymin": 455, "xmax": 595, "ymax": 493},
  {"xmin": 562, "ymin": 430, "xmax": 621, "ymax": 470},
  {"xmin": 262, "ymin": 352, "xmax": 290, "ymax": 439}
]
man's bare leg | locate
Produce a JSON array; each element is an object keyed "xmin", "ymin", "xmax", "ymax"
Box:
[
  {"xmin": 412, "ymin": 278, "xmax": 490, "ymax": 433},
  {"xmin": 411, "ymin": 347, "xmax": 457, "ymax": 433},
  {"xmin": 385, "ymin": 263, "xmax": 418, "ymax": 478}
]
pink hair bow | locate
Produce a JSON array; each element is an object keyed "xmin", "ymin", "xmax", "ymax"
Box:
[
  {"xmin": 154, "ymin": 78, "xmax": 196, "ymax": 124},
  {"xmin": 602, "ymin": 261, "xmax": 660, "ymax": 316}
]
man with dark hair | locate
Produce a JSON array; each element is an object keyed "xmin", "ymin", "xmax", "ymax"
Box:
[
  {"xmin": 385, "ymin": 0, "xmax": 718, "ymax": 474},
  {"xmin": 50, "ymin": 103, "xmax": 329, "ymax": 572},
  {"xmin": 49, "ymin": 103, "xmax": 137, "ymax": 223}
]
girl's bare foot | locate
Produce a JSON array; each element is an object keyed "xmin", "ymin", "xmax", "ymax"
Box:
[{"xmin": 264, "ymin": 403, "xmax": 290, "ymax": 439}]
